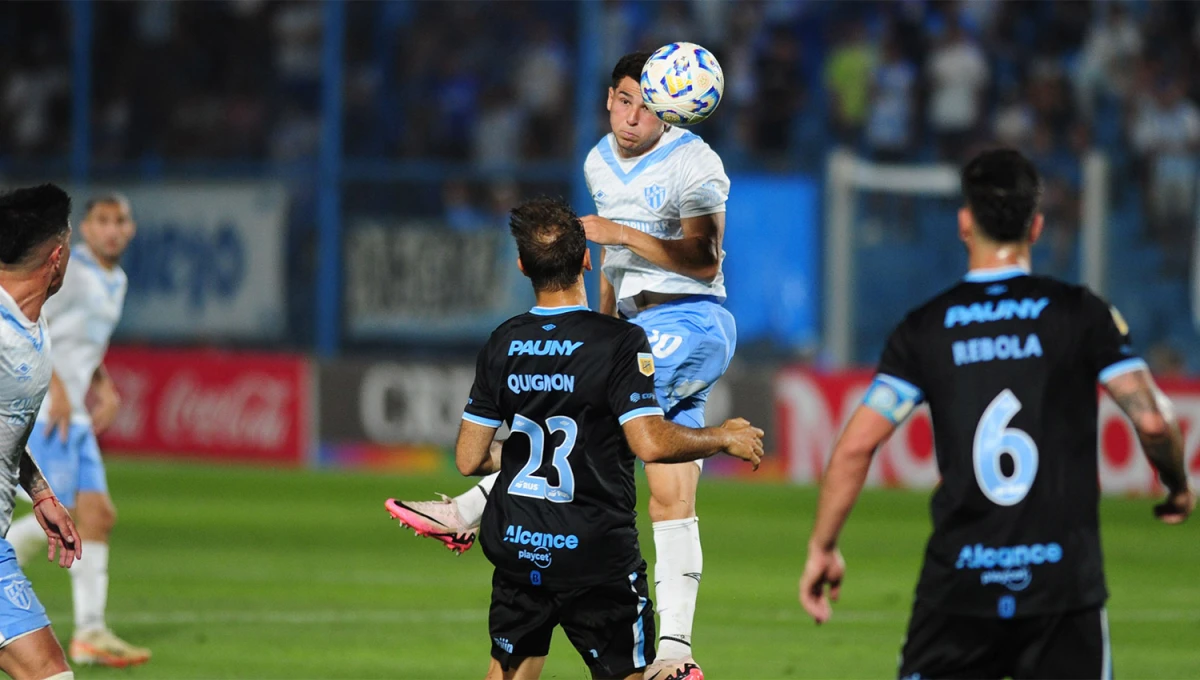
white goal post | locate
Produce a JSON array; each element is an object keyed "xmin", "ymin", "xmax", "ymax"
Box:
[{"xmin": 823, "ymin": 149, "xmax": 1111, "ymax": 367}]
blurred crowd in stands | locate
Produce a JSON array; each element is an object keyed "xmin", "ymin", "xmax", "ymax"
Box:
[{"xmin": 2, "ymin": 0, "xmax": 1199, "ymax": 362}]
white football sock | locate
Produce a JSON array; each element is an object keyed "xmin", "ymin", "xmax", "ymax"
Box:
[
  {"xmin": 8, "ymin": 514, "xmax": 47, "ymax": 566},
  {"xmin": 653, "ymin": 517, "xmax": 702, "ymax": 660},
  {"xmin": 455, "ymin": 472, "xmax": 498, "ymax": 527},
  {"xmin": 70, "ymin": 541, "xmax": 109, "ymax": 634}
]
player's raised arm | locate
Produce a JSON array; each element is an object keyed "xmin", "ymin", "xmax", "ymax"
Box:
[
  {"xmin": 582, "ymin": 211, "xmax": 724, "ymax": 283},
  {"xmin": 1104, "ymin": 369, "xmax": 1194, "ymax": 523}
]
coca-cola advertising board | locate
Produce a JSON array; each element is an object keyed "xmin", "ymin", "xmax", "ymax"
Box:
[
  {"xmin": 99, "ymin": 347, "xmax": 312, "ymax": 465},
  {"xmin": 775, "ymin": 368, "xmax": 1200, "ymax": 494}
]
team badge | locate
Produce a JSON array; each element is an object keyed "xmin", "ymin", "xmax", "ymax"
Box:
[
  {"xmin": 637, "ymin": 352, "xmax": 655, "ymax": 377},
  {"xmin": 644, "ymin": 185, "xmax": 666, "ymax": 210},
  {"xmin": 1110, "ymin": 306, "xmax": 1129, "ymax": 336},
  {"xmin": 4, "ymin": 579, "xmax": 32, "ymax": 611}
]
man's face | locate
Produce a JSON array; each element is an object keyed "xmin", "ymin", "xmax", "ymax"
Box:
[
  {"xmin": 81, "ymin": 200, "xmax": 136, "ymax": 263},
  {"xmin": 607, "ymin": 76, "xmax": 668, "ymax": 158}
]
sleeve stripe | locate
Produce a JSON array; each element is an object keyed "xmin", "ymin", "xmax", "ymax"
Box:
[
  {"xmin": 1099, "ymin": 357, "xmax": 1149, "ymax": 384},
  {"xmin": 874, "ymin": 373, "xmax": 924, "ymax": 403},
  {"xmin": 618, "ymin": 407, "xmax": 664, "ymax": 425},
  {"xmin": 462, "ymin": 412, "xmax": 502, "ymax": 428}
]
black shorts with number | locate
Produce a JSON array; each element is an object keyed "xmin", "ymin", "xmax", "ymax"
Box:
[
  {"xmin": 898, "ymin": 602, "xmax": 1112, "ymax": 679},
  {"xmin": 489, "ymin": 564, "xmax": 655, "ymax": 678}
]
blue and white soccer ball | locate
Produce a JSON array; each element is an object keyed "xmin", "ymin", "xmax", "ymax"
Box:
[{"xmin": 640, "ymin": 42, "xmax": 725, "ymax": 127}]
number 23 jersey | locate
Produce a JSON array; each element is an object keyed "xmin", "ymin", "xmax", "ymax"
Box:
[
  {"xmin": 464, "ymin": 307, "xmax": 663, "ymax": 589},
  {"xmin": 871, "ymin": 269, "xmax": 1144, "ymax": 617}
]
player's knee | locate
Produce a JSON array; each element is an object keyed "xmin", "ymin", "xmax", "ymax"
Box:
[
  {"xmin": 94, "ymin": 501, "xmax": 117, "ymax": 534},
  {"xmin": 40, "ymin": 671, "xmax": 73, "ymax": 680},
  {"xmin": 647, "ymin": 492, "xmax": 695, "ymax": 522}
]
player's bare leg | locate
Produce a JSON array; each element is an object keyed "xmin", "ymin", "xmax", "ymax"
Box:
[
  {"xmin": 0, "ymin": 626, "xmax": 72, "ymax": 680},
  {"xmin": 643, "ymin": 461, "xmax": 703, "ymax": 680},
  {"xmin": 67, "ymin": 492, "xmax": 149, "ymax": 668},
  {"xmin": 485, "ymin": 655, "xmax": 546, "ymax": 680}
]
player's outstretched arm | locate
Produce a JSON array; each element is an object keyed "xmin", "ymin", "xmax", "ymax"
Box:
[
  {"xmin": 622, "ymin": 415, "xmax": 763, "ymax": 468},
  {"xmin": 19, "ymin": 447, "xmax": 80, "ymax": 568},
  {"xmin": 582, "ymin": 213, "xmax": 723, "ymax": 282},
  {"xmin": 800, "ymin": 405, "xmax": 897, "ymax": 624},
  {"xmin": 1105, "ymin": 369, "xmax": 1195, "ymax": 524},
  {"xmin": 455, "ymin": 420, "xmax": 501, "ymax": 477}
]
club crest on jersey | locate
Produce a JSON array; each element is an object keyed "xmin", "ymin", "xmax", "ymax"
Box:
[
  {"xmin": 637, "ymin": 352, "xmax": 655, "ymax": 376},
  {"xmin": 644, "ymin": 184, "xmax": 666, "ymax": 210},
  {"xmin": 3, "ymin": 579, "xmax": 32, "ymax": 611}
]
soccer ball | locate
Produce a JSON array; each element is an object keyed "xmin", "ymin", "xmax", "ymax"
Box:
[{"xmin": 640, "ymin": 42, "xmax": 725, "ymax": 127}]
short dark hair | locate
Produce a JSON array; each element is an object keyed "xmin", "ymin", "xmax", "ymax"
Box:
[
  {"xmin": 612, "ymin": 51, "xmax": 653, "ymax": 89},
  {"xmin": 84, "ymin": 192, "xmax": 131, "ymax": 217},
  {"xmin": 0, "ymin": 184, "xmax": 71, "ymax": 266},
  {"xmin": 509, "ymin": 197, "xmax": 587, "ymax": 293},
  {"xmin": 961, "ymin": 149, "xmax": 1043, "ymax": 243}
]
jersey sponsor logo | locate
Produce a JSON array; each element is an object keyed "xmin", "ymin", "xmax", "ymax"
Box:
[
  {"xmin": 519, "ymin": 547, "xmax": 554, "ymax": 568},
  {"xmin": 593, "ymin": 190, "xmax": 606, "ymax": 208},
  {"xmin": 943, "ymin": 297, "xmax": 1051, "ymax": 328},
  {"xmin": 503, "ymin": 524, "xmax": 580, "ymax": 550},
  {"xmin": 541, "ymin": 324, "xmax": 556, "ymax": 331},
  {"xmin": 506, "ymin": 373, "xmax": 575, "ymax": 394},
  {"xmin": 611, "ymin": 218, "xmax": 672, "ymax": 237},
  {"xmin": 952, "ymin": 333, "xmax": 1043, "ymax": 366},
  {"xmin": 507, "ymin": 339, "xmax": 584, "ymax": 357},
  {"xmin": 637, "ymin": 352, "xmax": 655, "ymax": 376},
  {"xmin": 644, "ymin": 184, "xmax": 667, "ymax": 210},
  {"xmin": 956, "ymin": 541, "xmax": 1063, "ymax": 592},
  {"xmin": 629, "ymin": 391, "xmax": 656, "ymax": 403}
]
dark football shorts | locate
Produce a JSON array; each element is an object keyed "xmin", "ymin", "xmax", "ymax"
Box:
[
  {"xmin": 899, "ymin": 601, "xmax": 1112, "ymax": 679},
  {"xmin": 488, "ymin": 564, "xmax": 656, "ymax": 678}
]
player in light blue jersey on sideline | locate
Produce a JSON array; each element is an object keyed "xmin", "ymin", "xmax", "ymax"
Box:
[
  {"xmin": 388, "ymin": 51, "xmax": 735, "ymax": 680},
  {"xmin": 0, "ymin": 183, "xmax": 84, "ymax": 680},
  {"xmin": 7, "ymin": 195, "xmax": 148, "ymax": 668}
]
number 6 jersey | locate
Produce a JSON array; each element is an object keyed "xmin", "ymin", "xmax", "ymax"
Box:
[
  {"xmin": 864, "ymin": 267, "xmax": 1145, "ymax": 618},
  {"xmin": 464, "ymin": 305, "xmax": 663, "ymax": 590}
]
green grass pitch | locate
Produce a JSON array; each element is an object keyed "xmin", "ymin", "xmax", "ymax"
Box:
[{"xmin": 23, "ymin": 460, "xmax": 1198, "ymax": 679}]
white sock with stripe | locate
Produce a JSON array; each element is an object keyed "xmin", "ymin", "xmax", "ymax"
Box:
[
  {"xmin": 454, "ymin": 472, "xmax": 498, "ymax": 527},
  {"xmin": 653, "ymin": 517, "xmax": 702, "ymax": 660}
]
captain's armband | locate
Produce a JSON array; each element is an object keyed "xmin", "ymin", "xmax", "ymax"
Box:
[{"xmin": 862, "ymin": 374, "xmax": 924, "ymax": 424}]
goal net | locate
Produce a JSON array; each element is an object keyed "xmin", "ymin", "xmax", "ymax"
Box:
[{"xmin": 823, "ymin": 149, "xmax": 1110, "ymax": 367}]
